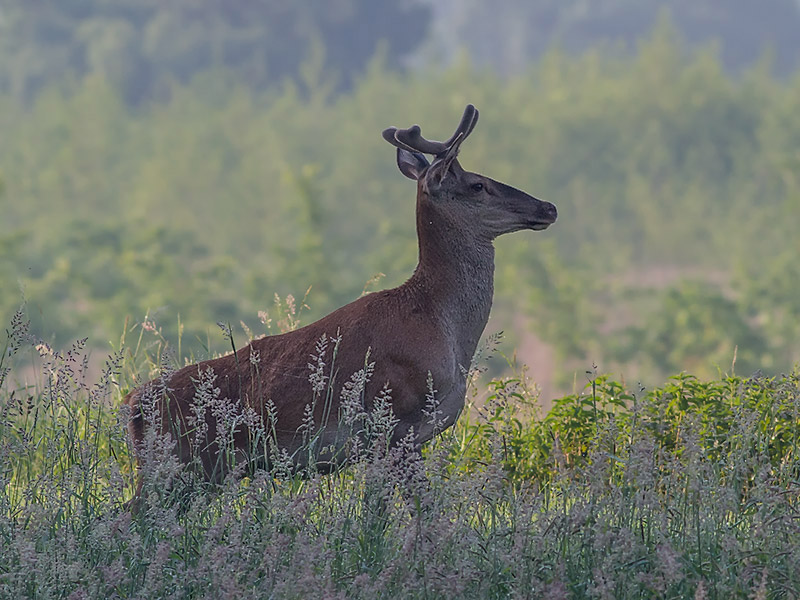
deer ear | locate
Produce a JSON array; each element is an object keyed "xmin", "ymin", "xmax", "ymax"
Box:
[{"xmin": 396, "ymin": 148, "xmax": 429, "ymax": 181}]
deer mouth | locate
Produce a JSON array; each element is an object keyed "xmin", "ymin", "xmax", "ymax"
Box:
[{"xmin": 528, "ymin": 214, "xmax": 557, "ymax": 230}]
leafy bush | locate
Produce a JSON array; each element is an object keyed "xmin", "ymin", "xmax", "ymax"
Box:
[{"xmin": 463, "ymin": 370, "xmax": 800, "ymax": 487}]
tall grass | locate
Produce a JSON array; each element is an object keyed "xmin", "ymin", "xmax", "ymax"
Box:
[{"xmin": 1, "ymin": 309, "xmax": 798, "ymax": 599}]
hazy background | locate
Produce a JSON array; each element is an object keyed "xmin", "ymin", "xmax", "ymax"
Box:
[{"xmin": 1, "ymin": 0, "xmax": 799, "ymax": 398}]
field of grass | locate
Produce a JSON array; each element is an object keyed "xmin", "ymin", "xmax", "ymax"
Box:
[{"xmin": 2, "ymin": 309, "xmax": 798, "ymax": 599}]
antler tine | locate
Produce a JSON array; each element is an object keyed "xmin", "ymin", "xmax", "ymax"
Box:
[
  {"xmin": 443, "ymin": 104, "xmax": 478, "ymax": 148},
  {"xmin": 437, "ymin": 106, "xmax": 479, "ymax": 168},
  {"xmin": 394, "ymin": 125, "xmax": 448, "ymax": 156},
  {"xmin": 463, "ymin": 106, "xmax": 479, "ymax": 139},
  {"xmin": 381, "ymin": 127, "xmax": 419, "ymax": 153}
]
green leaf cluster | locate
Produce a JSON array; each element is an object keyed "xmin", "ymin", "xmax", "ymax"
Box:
[{"xmin": 456, "ymin": 371, "xmax": 800, "ymax": 489}]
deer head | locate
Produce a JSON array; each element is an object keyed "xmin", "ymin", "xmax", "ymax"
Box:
[{"xmin": 382, "ymin": 104, "xmax": 557, "ymax": 242}]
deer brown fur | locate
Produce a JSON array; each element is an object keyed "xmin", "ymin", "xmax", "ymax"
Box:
[{"xmin": 125, "ymin": 105, "xmax": 557, "ymax": 498}]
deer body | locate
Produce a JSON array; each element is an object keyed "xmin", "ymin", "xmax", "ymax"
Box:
[{"xmin": 126, "ymin": 105, "xmax": 556, "ymax": 491}]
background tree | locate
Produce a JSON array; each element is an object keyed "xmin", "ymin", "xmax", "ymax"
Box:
[
  {"xmin": 0, "ymin": 0, "xmax": 431, "ymax": 104},
  {"xmin": 424, "ymin": 0, "xmax": 800, "ymax": 76}
]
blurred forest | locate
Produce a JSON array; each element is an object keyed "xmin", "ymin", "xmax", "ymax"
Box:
[
  {"xmin": 1, "ymin": 1, "xmax": 799, "ymax": 394},
  {"xmin": 426, "ymin": 0, "xmax": 800, "ymax": 76}
]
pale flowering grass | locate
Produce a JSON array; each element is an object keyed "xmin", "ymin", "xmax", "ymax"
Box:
[{"xmin": 0, "ymin": 308, "xmax": 798, "ymax": 599}]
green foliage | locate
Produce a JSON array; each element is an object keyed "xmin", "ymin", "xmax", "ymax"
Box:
[
  {"xmin": 459, "ymin": 370, "xmax": 800, "ymax": 491},
  {"xmin": 618, "ymin": 281, "xmax": 769, "ymax": 378},
  {"xmin": 0, "ymin": 0, "xmax": 431, "ymax": 104},
  {"xmin": 1, "ymin": 28, "xmax": 799, "ymax": 383},
  {"xmin": 734, "ymin": 240, "xmax": 800, "ymax": 367}
]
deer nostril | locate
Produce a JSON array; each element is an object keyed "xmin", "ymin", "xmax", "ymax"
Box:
[{"xmin": 547, "ymin": 202, "xmax": 558, "ymax": 221}]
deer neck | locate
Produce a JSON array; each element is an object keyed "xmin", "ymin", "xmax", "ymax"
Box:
[{"xmin": 407, "ymin": 201, "xmax": 495, "ymax": 367}]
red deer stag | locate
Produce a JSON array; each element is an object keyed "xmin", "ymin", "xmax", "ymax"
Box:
[{"xmin": 126, "ymin": 104, "xmax": 557, "ymax": 500}]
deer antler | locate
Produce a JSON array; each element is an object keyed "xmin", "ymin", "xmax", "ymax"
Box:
[{"xmin": 382, "ymin": 104, "xmax": 479, "ymax": 159}]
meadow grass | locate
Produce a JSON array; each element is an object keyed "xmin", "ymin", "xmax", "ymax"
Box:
[{"xmin": 1, "ymin": 308, "xmax": 799, "ymax": 599}]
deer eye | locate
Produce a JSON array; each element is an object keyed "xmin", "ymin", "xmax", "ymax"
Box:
[{"xmin": 470, "ymin": 182, "xmax": 484, "ymax": 192}]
